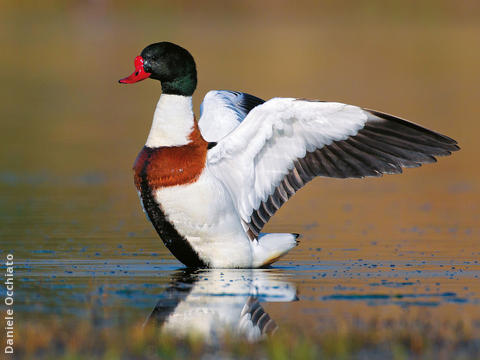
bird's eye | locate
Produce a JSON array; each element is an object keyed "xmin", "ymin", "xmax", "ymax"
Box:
[{"xmin": 135, "ymin": 71, "xmax": 139, "ymax": 76}]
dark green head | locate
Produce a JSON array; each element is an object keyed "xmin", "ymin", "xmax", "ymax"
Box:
[{"xmin": 119, "ymin": 42, "xmax": 197, "ymax": 96}]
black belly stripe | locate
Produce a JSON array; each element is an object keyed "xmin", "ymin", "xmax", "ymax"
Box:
[{"xmin": 138, "ymin": 156, "xmax": 207, "ymax": 268}]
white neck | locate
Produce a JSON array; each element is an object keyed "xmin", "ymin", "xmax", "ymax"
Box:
[{"xmin": 145, "ymin": 94, "xmax": 194, "ymax": 148}]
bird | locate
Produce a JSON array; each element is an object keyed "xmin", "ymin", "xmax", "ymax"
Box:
[{"xmin": 119, "ymin": 42, "xmax": 459, "ymax": 269}]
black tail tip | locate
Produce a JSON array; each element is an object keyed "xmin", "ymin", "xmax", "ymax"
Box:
[{"xmin": 292, "ymin": 233, "xmax": 301, "ymax": 244}]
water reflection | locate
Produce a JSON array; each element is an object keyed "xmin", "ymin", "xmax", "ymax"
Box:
[{"xmin": 145, "ymin": 269, "xmax": 297, "ymax": 342}]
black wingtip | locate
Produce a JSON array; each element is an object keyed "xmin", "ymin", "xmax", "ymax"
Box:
[{"xmin": 365, "ymin": 109, "xmax": 460, "ymax": 146}]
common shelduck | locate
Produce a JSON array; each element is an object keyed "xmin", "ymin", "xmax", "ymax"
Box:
[{"xmin": 119, "ymin": 42, "xmax": 459, "ymax": 268}]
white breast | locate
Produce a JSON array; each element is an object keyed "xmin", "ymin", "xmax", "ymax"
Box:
[{"xmin": 153, "ymin": 169, "xmax": 253, "ymax": 267}]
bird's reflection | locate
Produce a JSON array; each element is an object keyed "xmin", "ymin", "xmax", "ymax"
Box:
[{"xmin": 144, "ymin": 268, "xmax": 297, "ymax": 342}]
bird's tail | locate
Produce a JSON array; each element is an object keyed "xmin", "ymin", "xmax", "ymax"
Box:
[{"xmin": 252, "ymin": 233, "xmax": 300, "ymax": 267}]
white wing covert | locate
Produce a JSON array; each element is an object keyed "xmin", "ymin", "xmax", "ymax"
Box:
[
  {"xmin": 198, "ymin": 90, "xmax": 264, "ymax": 142},
  {"xmin": 206, "ymin": 98, "xmax": 459, "ymax": 239}
]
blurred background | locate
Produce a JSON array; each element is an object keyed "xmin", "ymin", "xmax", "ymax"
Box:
[
  {"xmin": 1, "ymin": 0, "xmax": 477, "ymax": 175},
  {"xmin": 0, "ymin": 0, "xmax": 479, "ymax": 352},
  {"xmin": 1, "ymin": 0, "xmax": 478, "ymax": 256}
]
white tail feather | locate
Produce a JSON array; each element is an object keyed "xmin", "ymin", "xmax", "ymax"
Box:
[{"xmin": 252, "ymin": 233, "xmax": 299, "ymax": 267}]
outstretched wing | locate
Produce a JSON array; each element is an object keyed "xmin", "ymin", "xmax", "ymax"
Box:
[
  {"xmin": 206, "ymin": 98, "xmax": 459, "ymax": 239},
  {"xmin": 199, "ymin": 90, "xmax": 265, "ymax": 142}
]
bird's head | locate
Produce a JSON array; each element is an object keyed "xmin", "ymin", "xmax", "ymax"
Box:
[{"xmin": 119, "ymin": 42, "xmax": 197, "ymax": 96}]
